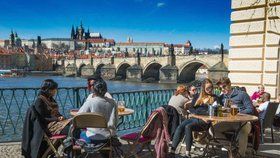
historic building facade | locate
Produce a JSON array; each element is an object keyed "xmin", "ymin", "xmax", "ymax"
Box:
[{"xmin": 229, "ymin": 0, "xmax": 280, "ymax": 99}]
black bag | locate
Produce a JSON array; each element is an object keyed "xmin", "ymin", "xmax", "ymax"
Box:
[{"xmin": 273, "ymin": 114, "xmax": 280, "ymax": 127}]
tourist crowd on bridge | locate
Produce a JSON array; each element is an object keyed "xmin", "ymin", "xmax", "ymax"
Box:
[{"xmin": 21, "ymin": 75, "xmax": 280, "ymax": 158}]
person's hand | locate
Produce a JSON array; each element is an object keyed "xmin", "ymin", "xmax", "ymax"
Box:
[{"xmin": 58, "ymin": 116, "xmax": 64, "ymax": 121}]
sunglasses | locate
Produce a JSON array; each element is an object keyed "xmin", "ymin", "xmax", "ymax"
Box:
[{"xmin": 205, "ymin": 86, "xmax": 213, "ymax": 91}]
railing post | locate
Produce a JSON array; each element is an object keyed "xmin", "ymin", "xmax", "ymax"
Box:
[{"xmin": 75, "ymin": 88, "xmax": 80, "ymax": 108}]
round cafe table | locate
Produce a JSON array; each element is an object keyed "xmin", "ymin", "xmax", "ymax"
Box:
[
  {"xmin": 70, "ymin": 108, "xmax": 134, "ymax": 128},
  {"xmin": 190, "ymin": 113, "xmax": 258, "ymax": 123},
  {"xmin": 70, "ymin": 108, "xmax": 134, "ymax": 117},
  {"xmin": 189, "ymin": 113, "xmax": 258, "ymax": 158}
]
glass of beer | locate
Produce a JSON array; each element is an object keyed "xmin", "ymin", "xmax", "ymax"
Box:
[
  {"xmin": 230, "ymin": 105, "xmax": 238, "ymax": 116},
  {"xmin": 117, "ymin": 100, "xmax": 125, "ymax": 112}
]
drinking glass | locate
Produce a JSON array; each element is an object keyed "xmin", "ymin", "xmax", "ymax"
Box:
[
  {"xmin": 117, "ymin": 100, "xmax": 125, "ymax": 112},
  {"xmin": 230, "ymin": 105, "xmax": 238, "ymax": 116}
]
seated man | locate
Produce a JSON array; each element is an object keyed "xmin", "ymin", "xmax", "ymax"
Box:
[
  {"xmin": 214, "ymin": 77, "xmax": 254, "ymax": 157},
  {"xmin": 257, "ymin": 92, "xmax": 271, "ymax": 119},
  {"xmin": 86, "ymin": 74, "xmax": 112, "ymax": 100},
  {"xmin": 78, "ymin": 80, "xmax": 118, "ymax": 157}
]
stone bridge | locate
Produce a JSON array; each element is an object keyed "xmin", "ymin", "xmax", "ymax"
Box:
[{"xmin": 61, "ymin": 54, "xmax": 228, "ymax": 83}]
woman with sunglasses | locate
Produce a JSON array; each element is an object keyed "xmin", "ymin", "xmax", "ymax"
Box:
[{"xmin": 170, "ymin": 78, "xmax": 220, "ymax": 158}]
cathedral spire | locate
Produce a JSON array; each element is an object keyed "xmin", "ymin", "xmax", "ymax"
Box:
[
  {"xmin": 10, "ymin": 29, "xmax": 15, "ymax": 47},
  {"xmin": 71, "ymin": 25, "xmax": 75, "ymax": 39}
]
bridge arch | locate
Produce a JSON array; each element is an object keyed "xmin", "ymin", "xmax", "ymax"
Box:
[
  {"xmin": 142, "ymin": 62, "xmax": 162, "ymax": 82},
  {"xmin": 178, "ymin": 60, "xmax": 210, "ymax": 83},
  {"xmin": 96, "ymin": 63, "xmax": 105, "ymax": 75},
  {"xmin": 116, "ymin": 62, "xmax": 131, "ymax": 80}
]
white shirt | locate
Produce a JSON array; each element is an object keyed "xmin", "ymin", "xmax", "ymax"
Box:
[
  {"xmin": 258, "ymin": 101, "xmax": 269, "ymax": 119},
  {"xmin": 168, "ymin": 94, "xmax": 189, "ymax": 118},
  {"xmin": 78, "ymin": 96, "xmax": 118, "ymax": 139},
  {"xmin": 86, "ymin": 92, "xmax": 113, "ymax": 102}
]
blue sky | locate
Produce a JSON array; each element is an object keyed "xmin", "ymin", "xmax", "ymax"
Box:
[{"xmin": 0, "ymin": 0, "xmax": 231, "ymax": 49}]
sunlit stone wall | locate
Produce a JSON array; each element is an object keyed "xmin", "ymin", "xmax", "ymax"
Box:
[{"xmin": 229, "ymin": 0, "xmax": 280, "ymax": 99}]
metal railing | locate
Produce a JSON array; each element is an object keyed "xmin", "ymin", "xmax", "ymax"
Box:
[{"xmin": 0, "ymin": 87, "xmax": 174, "ymax": 142}]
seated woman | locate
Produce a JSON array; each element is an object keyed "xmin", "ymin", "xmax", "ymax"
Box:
[
  {"xmin": 251, "ymin": 85, "xmax": 265, "ymax": 101},
  {"xmin": 77, "ymin": 80, "xmax": 118, "ymax": 157},
  {"xmin": 168, "ymin": 85, "xmax": 192, "ymax": 120},
  {"xmin": 170, "ymin": 78, "xmax": 219, "ymax": 158},
  {"xmin": 22, "ymin": 79, "xmax": 70, "ymax": 158}
]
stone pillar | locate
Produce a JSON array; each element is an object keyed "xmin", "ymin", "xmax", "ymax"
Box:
[
  {"xmin": 208, "ymin": 62, "xmax": 229, "ymax": 84},
  {"xmin": 229, "ymin": 0, "xmax": 280, "ymax": 99},
  {"xmin": 101, "ymin": 64, "xmax": 116, "ymax": 80},
  {"xmin": 80, "ymin": 64, "xmax": 95, "ymax": 77},
  {"xmin": 126, "ymin": 65, "xmax": 143, "ymax": 82},
  {"xmin": 159, "ymin": 65, "xmax": 178, "ymax": 83},
  {"xmin": 64, "ymin": 63, "xmax": 77, "ymax": 77}
]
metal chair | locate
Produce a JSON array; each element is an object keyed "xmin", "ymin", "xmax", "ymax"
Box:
[
  {"xmin": 42, "ymin": 133, "xmax": 67, "ymax": 158},
  {"xmin": 120, "ymin": 111, "xmax": 159, "ymax": 158},
  {"xmin": 72, "ymin": 112, "xmax": 113, "ymax": 158},
  {"xmin": 260, "ymin": 102, "xmax": 279, "ymax": 143}
]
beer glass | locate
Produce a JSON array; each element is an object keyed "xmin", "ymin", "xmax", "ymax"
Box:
[
  {"xmin": 117, "ymin": 100, "xmax": 125, "ymax": 112},
  {"xmin": 230, "ymin": 105, "xmax": 238, "ymax": 116}
]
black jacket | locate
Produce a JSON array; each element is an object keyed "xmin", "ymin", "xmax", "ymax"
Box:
[
  {"xmin": 22, "ymin": 105, "xmax": 45, "ymax": 158},
  {"xmin": 162, "ymin": 105, "xmax": 180, "ymax": 140},
  {"xmin": 189, "ymin": 93, "xmax": 220, "ymax": 115},
  {"xmin": 22, "ymin": 92, "xmax": 60, "ymax": 158}
]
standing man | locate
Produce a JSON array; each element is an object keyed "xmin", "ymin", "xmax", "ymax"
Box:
[{"xmin": 214, "ymin": 77, "xmax": 254, "ymax": 157}]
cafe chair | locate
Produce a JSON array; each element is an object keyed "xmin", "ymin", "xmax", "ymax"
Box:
[
  {"xmin": 41, "ymin": 133, "xmax": 67, "ymax": 158},
  {"xmin": 260, "ymin": 102, "xmax": 279, "ymax": 143},
  {"xmin": 71, "ymin": 112, "xmax": 113, "ymax": 158},
  {"xmin": 120, "ymin": 111, "xmax": 159, "ymax": 158}
]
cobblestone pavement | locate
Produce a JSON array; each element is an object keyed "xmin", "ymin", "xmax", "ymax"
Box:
[{"xmin": 1, "ymin": 129, "xmax": 279, "ymax": 158}]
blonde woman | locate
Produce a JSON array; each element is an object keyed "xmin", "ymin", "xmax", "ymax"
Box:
[
  {"xmin": 170, "ymin": 79, "xmax": 220, "ymax": 158},
  {"xmin": 168, "ymin": 85, "xmax": 191, "ymax": 120}
]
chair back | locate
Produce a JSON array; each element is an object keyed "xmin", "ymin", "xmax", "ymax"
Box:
[
  {"xmin": 72, "ymin": 112, "xmax": 108, "ymax": 129},
  {"xmin": 262, "ymin": 102, "xmax": 279, "ymax": 128},
  {"xmin": 140, "ymin": 111, "xmax": 160, "ymax": 137}
]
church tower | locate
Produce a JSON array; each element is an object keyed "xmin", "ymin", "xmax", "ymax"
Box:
[
  {"xmin": 77, "ymin": 21, "xmax": 84, "ymax": 40},
  {"xmin": 71, "ymin": 25, "xmax": 76, "ymax": 40},
  {"xmin": 10, "ymin": 30, "xmax": 15, "ymax": 47}
]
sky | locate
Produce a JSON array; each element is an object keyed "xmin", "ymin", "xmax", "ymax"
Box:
[{"xmin": 0, "ymin": 0, "xmax": 231, "ymax": 49}]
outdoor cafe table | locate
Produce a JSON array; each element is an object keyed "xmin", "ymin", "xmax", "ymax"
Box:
[
  {"xmin": 189, "ymin": 113, "xmax": 258, "ymax": 157},
  {"xmin": 70, "ymin": 108, "xmax": 135, "ymax": 128}
]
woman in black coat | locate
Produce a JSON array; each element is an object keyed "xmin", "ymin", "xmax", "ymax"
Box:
[{"xmin": 22, "ymin": 79, "xmax": 70, "ymax": 158}]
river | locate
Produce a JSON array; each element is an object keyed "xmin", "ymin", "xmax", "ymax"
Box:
[{"xmin": 0, "ymin": 76, "xmax": 179, "ymax": 91}]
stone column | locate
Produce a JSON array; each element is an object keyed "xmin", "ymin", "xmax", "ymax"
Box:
[{"xmin": 229, "ymin": 0, "xmax": 280, "ymax": 99}]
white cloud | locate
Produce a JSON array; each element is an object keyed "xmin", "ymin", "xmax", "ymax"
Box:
[
  {"xmin": 157, "ymin": 2, "xmax": 165, "ymax": 8},
  {"xmin": 213, "ymin": 45, "xmax": 220, "ymax": 49}
]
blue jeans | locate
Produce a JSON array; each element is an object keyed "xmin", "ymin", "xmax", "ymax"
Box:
[{"xmin": 171, "ymin": 118, "xmax": 208, "ymax": 151}]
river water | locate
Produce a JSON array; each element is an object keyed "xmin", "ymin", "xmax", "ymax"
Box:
[
  {"xmin": 0, "ymin": 76, "xmax": 178, "ymax": 91},
  {"xmin": 0, "ymin": 76, "xmax": 180, "ymax": 142}
]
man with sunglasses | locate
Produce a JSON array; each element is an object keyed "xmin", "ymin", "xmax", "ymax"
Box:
[
  {"xmin": 188, "ymin": 85, "xmax": 197, "ymax": 99},
  {"xmin": 86, "ymin": 74, "xmax": 113, "ymax": 100},
  {"xmin": 214, "ymin": 77, "xmax": 254, "ymax": 157}
]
